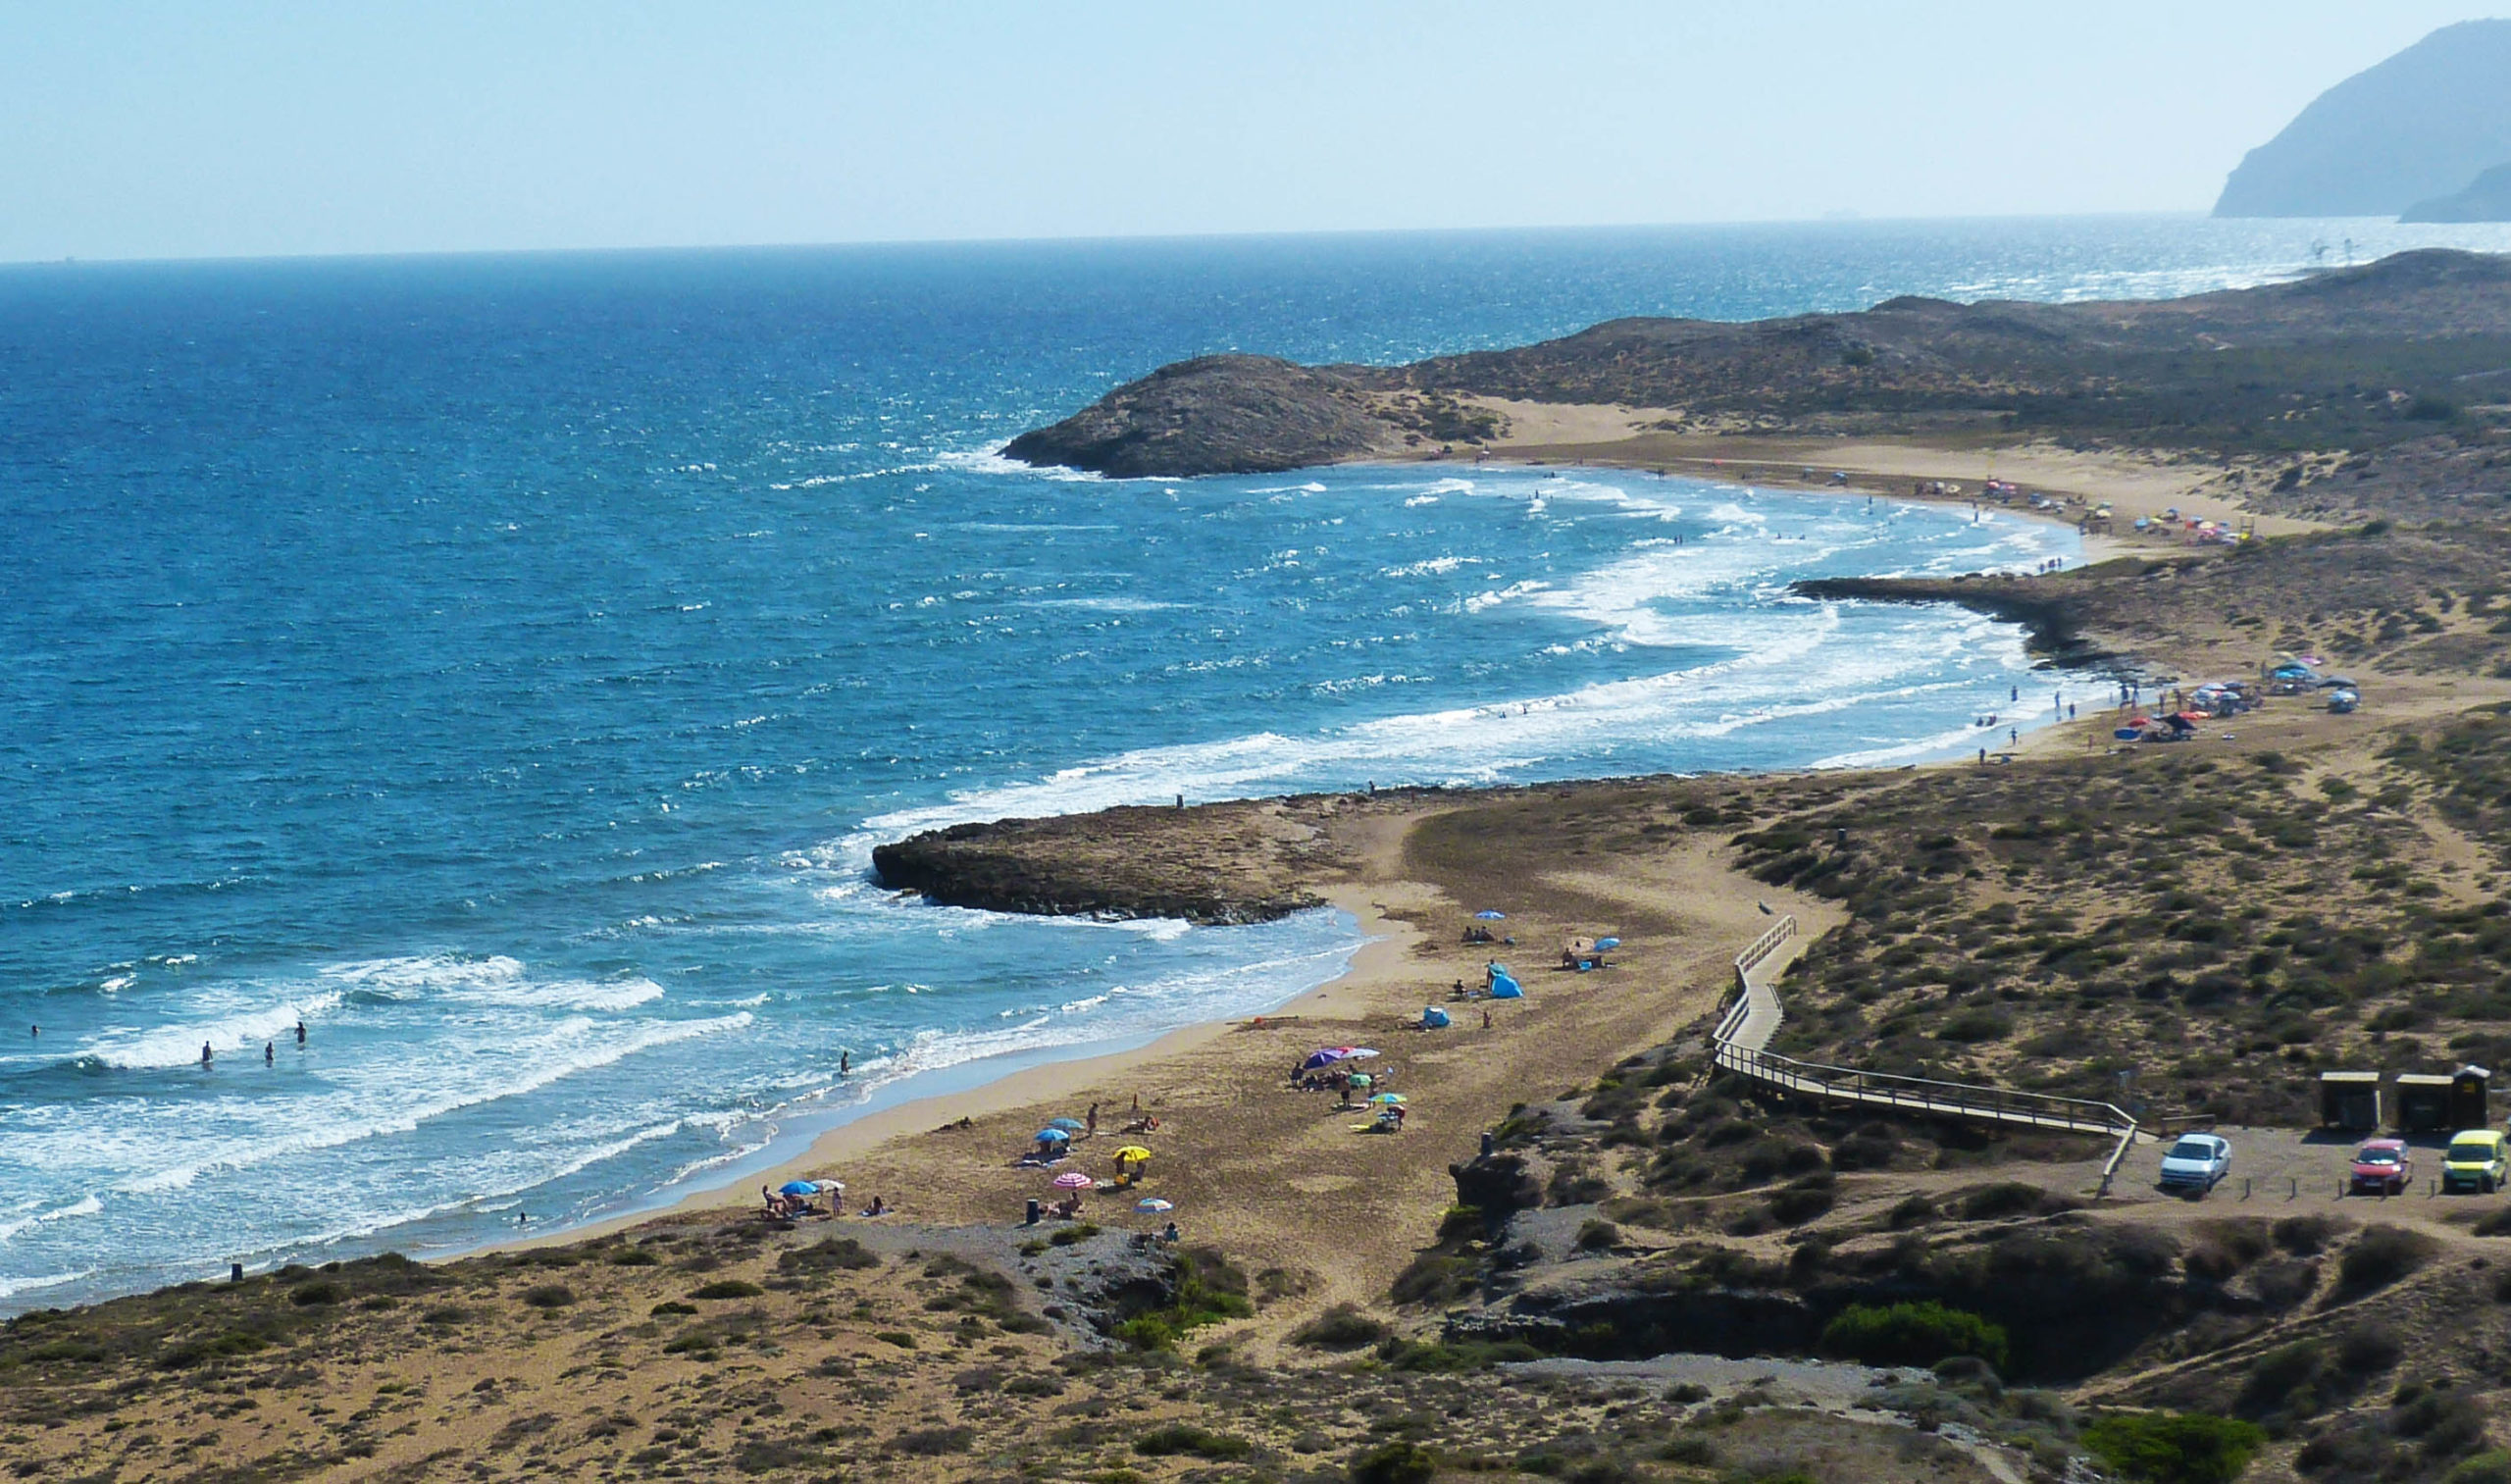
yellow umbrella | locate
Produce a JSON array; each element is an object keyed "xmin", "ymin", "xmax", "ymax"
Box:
[{"xmin": 1113, "ymin": 1146, "xmax": 1153, "ymax": 1162}]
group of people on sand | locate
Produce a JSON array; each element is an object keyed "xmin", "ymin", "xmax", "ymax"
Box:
[{"xmin": 760, "ymin": 1183, "xmax": 888, "ymax": 1221}]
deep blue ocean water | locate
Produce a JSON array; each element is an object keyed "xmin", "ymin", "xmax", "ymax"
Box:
[{"xmin": 9, "ymin": 215, "xmax": 2511, "ymax": 1307}]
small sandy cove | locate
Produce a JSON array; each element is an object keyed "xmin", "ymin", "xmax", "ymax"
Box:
[
  {"xmin": 1438, "ymin": 400, "xmax": 2329, "ymax": 556},
  {"xmin": 512, "ymin": 424, "xmax": 2315, "ymax": 1338},
  {"xmin": 561, "ymin": 796, "xmax": 1836, "ymax": 1343}
]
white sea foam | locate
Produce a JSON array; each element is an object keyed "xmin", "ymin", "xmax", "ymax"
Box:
[
  {"xmin": 1386, "ymin": 555, "xmax": 1477, "ymax": 577},
  {"xmin": 0, "ymin": 1270, "xmax": 91, "ymax": 1300},
  {"xmin": 102, "ymin": 1012, "xmax": 751, "ymax": 1195},
  {"xmin": 82, "ymin": 989, "xmax": 346, "ymax": 1070},
  {"xmin": 0, "ymin": 1196, "xmax": 101, "ymax": 1245}
]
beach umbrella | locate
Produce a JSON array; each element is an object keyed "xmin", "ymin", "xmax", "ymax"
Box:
[
  {"xmin": 1051, "ymin": 1172, "xmax": 1095, "ymax": 1190},
  {"xmin": 1473, "ymin": 910, "xmax": 1507, "ymax": 920},
  {"xmin": 1113, "ymin": 1147, "xmax": 1153, "ymax": 1162},
  {"xmin": 1300, "ymin": 1049, "xmax": 1354, "ymax": 1071},
  {"xmin": 1344, "ymin": 1048, "xmax": 1381, "ymax": 1059},
  {"xmin": 1035, "ymin": 1127, "xmax": 1071, "ymax": 1143},
  {"xmin": 813, "ymin": 1180, "xmax": 844, "ymax": 1194},
  {"xmin": 1136, "ymin": 1198, "xmax": 1174, "ymax": 1213},
  {"xmin": 778, "ymin": 1181, "xmax": 819, "ymax": 1198},
  {"xmin": 1369, "ymin": 1093, "xmax": 1407, "ymax": 1104},
  {"xmin": 1595, "ymin": 937, "xmax": 1620, "ymax": 950},
  {"xmin": 1047, "ymin": 1117, "xmax": 1087, "ymax": 1131}
]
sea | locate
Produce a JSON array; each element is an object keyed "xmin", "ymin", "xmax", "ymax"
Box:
[{"xmin": 9, "ymin": 215, "xmax": 2511, "ymax": 1309}]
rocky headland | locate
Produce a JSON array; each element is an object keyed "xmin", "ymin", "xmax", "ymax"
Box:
[{"xmin": 1004, "ymin": 249, "xmax": 2511, "ymax": 481}]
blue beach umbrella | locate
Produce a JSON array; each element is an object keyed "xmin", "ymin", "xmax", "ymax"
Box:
[
  {"xmin": 1035, "ymin": 1128, "xmax": 1071, "ymax": 1143},
  {"xmin": 1595, "ymin": 938, "xmax": 1620, "ymax": 950},
  {"xmin": 1473, "ymin": 910, "xmax": 1507, "ymax": 920},
  {"xmin": 1047, "ymin": 1117, "xmax": 1087, "ymax": 1131},
  {"xmin": 778, "ymin": 1181, "xmax": 818, "ymax": 1198}
]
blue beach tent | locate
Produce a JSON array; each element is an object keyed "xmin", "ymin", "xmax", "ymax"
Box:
[{"xmin": 1489, "ymin": 970, "xmax": 1524, "ymax": 1000}]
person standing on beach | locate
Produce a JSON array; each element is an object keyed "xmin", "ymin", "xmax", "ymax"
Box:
[{"xmin": 1086, "ymin": 1102, "xmax": 1100, "ymax": 1139}]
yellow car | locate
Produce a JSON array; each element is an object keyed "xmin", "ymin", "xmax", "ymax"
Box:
[{"xmin": 2442, "ymin": 1130, "xmax": 2509, "ymax": 1194}]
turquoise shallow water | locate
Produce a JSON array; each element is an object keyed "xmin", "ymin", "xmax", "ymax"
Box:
[{"xmin": 7, "ymin": 216, "xmax": 2511, "ymax": 1307}]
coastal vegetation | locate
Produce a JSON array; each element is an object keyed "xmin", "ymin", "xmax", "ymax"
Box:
[{"xmin": 28, "ymin": 251, "xmax": 2511, "ymax": 1483}]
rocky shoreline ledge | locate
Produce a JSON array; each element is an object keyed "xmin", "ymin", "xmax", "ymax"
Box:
[{"xmin": 869, "ymin": 794, "xmax": 1363, "ymax": 924}]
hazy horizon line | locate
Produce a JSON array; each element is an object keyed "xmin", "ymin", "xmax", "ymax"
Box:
[{"xmin": 0, "ymin": 208, "xmax": 2275, "ymax": 273}]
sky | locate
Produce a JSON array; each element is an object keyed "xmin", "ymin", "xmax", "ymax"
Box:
[{"xmin": 2, "ymin": 1, "xmax": 2505, "ymax": 263}]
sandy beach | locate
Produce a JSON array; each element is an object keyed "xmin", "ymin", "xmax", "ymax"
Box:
[
  {"xmin": 1424, "ymin": 403, "xmax": 2334, "ymax": 562},
  {"xmin": 501, "ymin": 425, "xmax": 2252, "ymax": 1282},
  {"xmin": 552, "ymin": 787, "xmax": 1836, "ymax": 1346}
]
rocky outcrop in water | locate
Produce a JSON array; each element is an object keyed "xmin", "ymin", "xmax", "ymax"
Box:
[
  {"xmin": 868, "ymin": 799, "xmax": 1342, "ymax": 925},
  {"xmin": 1000, "ymin": 355, "xmax": 1403, "ymax": 478}
]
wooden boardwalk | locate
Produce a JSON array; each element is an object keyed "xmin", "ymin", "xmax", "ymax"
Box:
[{"xmin": 1712, "ymin": 916, "xmax": 2153, "ymax": 1181}]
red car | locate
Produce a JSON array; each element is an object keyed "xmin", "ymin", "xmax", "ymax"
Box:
[{"xmin": 2350, "ymin": 1138, "xmax": 2412, "ymax": 1196}]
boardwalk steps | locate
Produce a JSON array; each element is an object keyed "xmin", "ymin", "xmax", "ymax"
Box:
[{"xmin": 1711, "ymin": 915, "xmax": 2185, "ymax": 1193}]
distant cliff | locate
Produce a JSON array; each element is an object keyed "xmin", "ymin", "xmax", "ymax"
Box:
[
  {"xmin": 2404, "ymin": 162, "xmax": 2511, "ymax": 224},
  {"xmin": 1003, "ymin": 250, "xmax": 2511, "ymax": 479},
  {"xmin": 2214, "ymin": 21, "xmax": 2511, "ymax": 218}
]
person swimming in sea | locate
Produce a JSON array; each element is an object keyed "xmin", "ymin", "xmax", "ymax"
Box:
[
  {"xmin": 264, "ymin": 1042, "xmax": 274, "ymax": 1065},
  {"xmin": 295, "ymin": 1020, "xmax": 306, "ymax": 1046},
  {"xmin": 200, "ymin": 1042, "xmax": 213, "ymax": 1067}
]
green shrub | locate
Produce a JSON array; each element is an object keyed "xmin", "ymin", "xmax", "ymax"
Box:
[
  {"xmin": 2337, "ymin": 1225, "xmax": 2437, "ymax": 1296},
  {"xmin": 2448, "ymin": 1451, "xmax": 2511, "ymax": 1484},
  {"xmin": 521, "ymin": 1284, "xmax": 576, "ymax": 1309},
  {"xmin": 1391, "ymin": 1253, "xmax": 1478, "ymax": 1305},
  {"xmin": 287, "ymin": 1281, "xmax": 341, "ymax": 1306},
  {"xmin": 690, "ymin": 1279, "xmax": 764, "ymax": 1301},
  {"xmin": 1133, "ymin": 1424, "xmax": 1250, "ymax": 1459},
  {"xmin": 1351, "ymin": 1440, "xmax": 1439, "ymax": 1484},
  {"xmin": 1819, "ymin": 1301, "xmax": 2009, "ymax": 1371},
  {"xmin": 2081, "ymin": 1412, "xmax": 2265, "ymax": 1484},
  {"xmin": 887, "ymin": 1425, "xmax": 972, "ymax": 1456},
  {"xmin": 605, "ymin": 1246, "xmax": 658, "ymax": 1266},
  {"xmin": 776, "ymin": 1237, "xmax": 879, "ymax": 1273},
  {"xmin": 650, "ymin": 1301, "xmax": 697, "ymax": 1316},
  {"xmin": 1289, "ymin": 1304, "xmax": 1390, "ymax": 1350},
  {"xmin": 1374, "ymin": 1337, "xmax": 1543, "ymax": 1371}
]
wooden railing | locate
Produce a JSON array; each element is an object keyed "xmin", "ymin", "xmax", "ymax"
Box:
[{"xmin": 1713, "ymin": 914, "xmax": 2152, "ymax": 1186}]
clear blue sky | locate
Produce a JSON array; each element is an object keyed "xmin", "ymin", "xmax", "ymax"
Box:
[{"xmin": 3, "ymin": 1, "xmax": 2503, "ymax": 262}]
